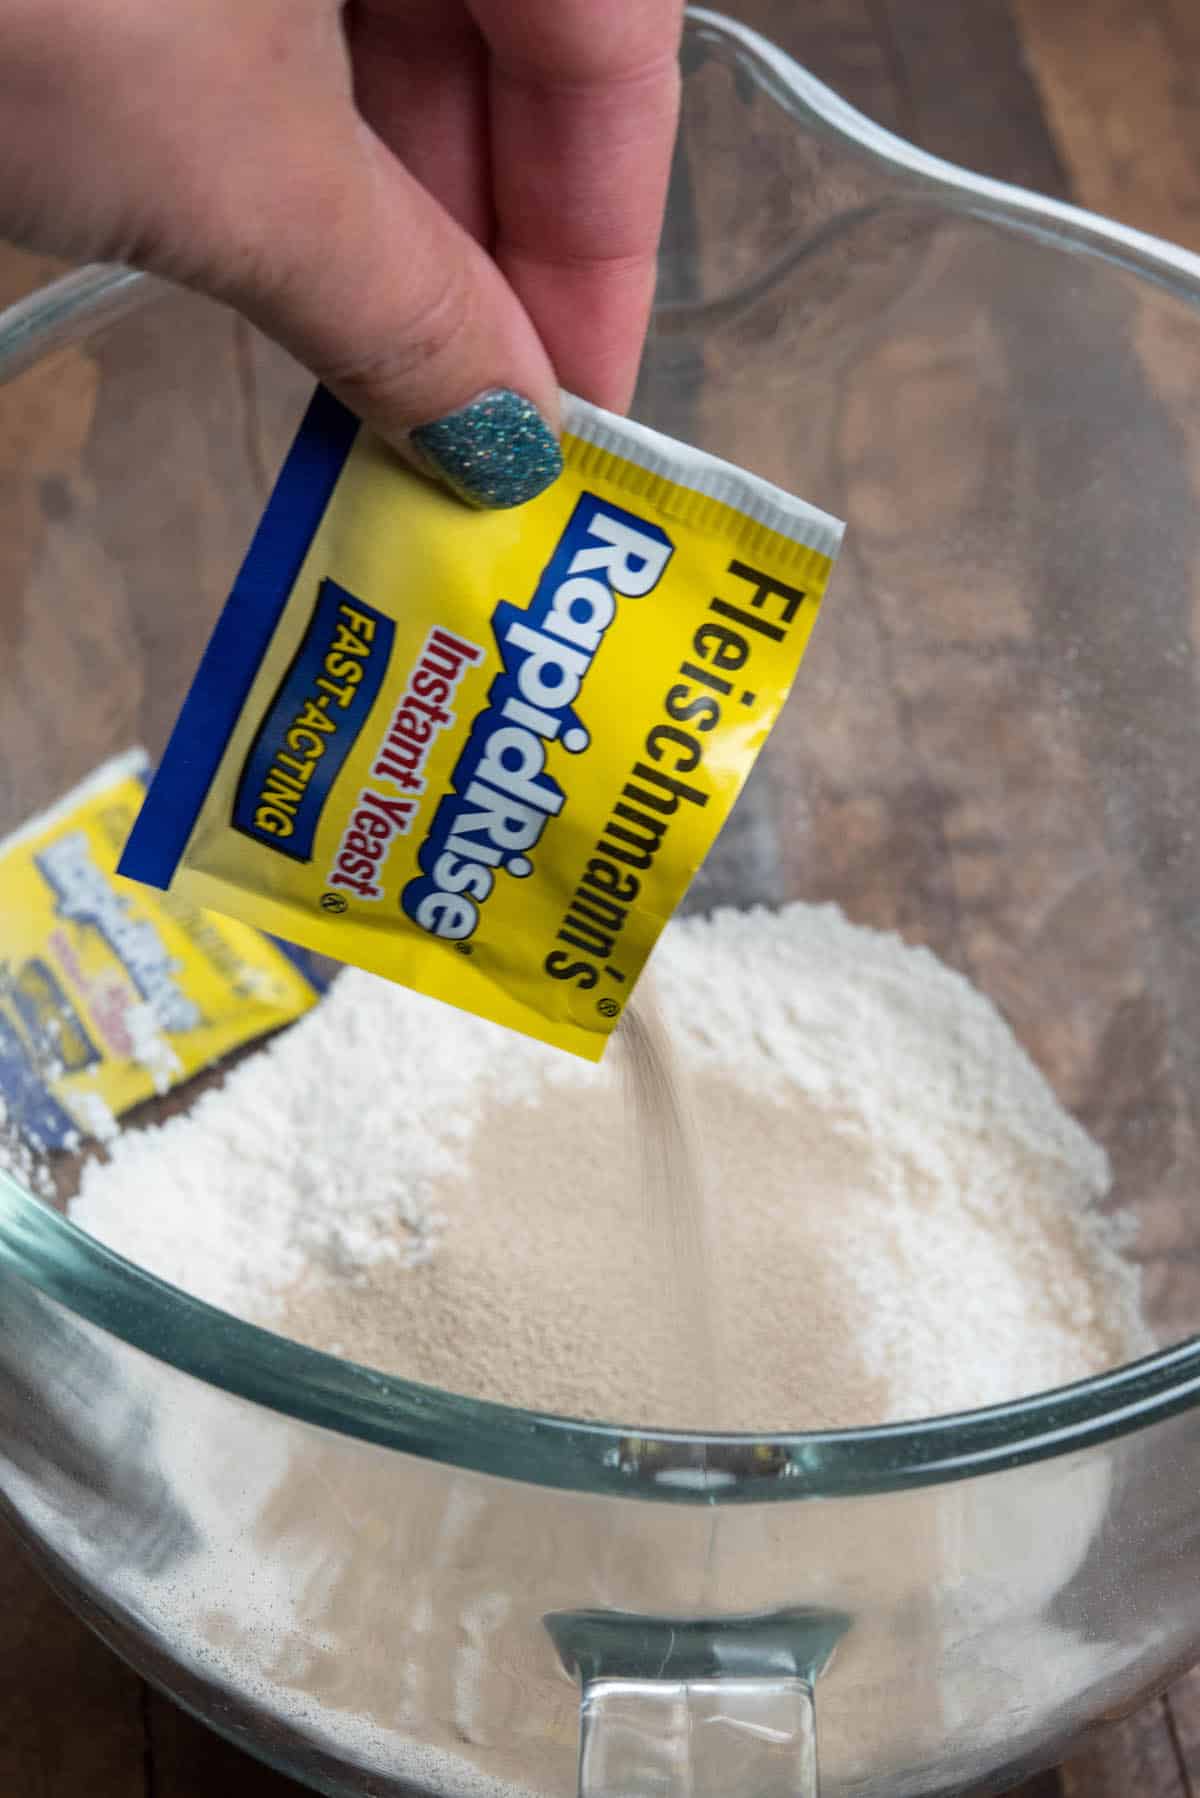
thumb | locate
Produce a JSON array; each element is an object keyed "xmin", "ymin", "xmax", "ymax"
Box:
[{"xmin": 201, "ymin": 102, "xmax": 564, "ymax": 509}]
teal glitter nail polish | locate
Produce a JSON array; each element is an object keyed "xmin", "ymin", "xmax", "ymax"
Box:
[{"xmin": 411, "ymin": 389, "xmax": 563, "ymax": 509}]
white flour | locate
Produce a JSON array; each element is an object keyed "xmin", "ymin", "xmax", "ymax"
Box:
[{"xmin": 69, "ymin": 902, "xmax": 1148, "ymax": 1429}]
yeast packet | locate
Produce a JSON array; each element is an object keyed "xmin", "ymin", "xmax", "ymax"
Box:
[
  {"xmin": 0, "ymin": 750, "xmax": 327, "ymax": 1150},
  {"xmin": 120, "ymin": 392, "xmax": 843, "ymax": 1060}
]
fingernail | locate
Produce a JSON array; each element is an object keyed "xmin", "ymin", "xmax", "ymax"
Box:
[{"xmin": 410, "ymin": 389, "xmax": 563, "ymax": 509}]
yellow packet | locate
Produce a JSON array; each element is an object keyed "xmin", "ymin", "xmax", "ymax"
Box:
[
  {"xmin": 121, "ymin": 393, "xmax": 843, "ymax": 1061},
  {"xmin": 0, "ymin": 749, "xmax": 327, "ymax": 1150}
]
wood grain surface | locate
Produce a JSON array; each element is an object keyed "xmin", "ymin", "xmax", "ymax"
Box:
[{"xmin": 3, "ymin": 1, "xmax": 1200, "ymax": 1793}]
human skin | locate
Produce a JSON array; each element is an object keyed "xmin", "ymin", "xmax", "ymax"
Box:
[{"xmin": 0, "ymin": 0, "xmax": 684, "ymax": 503}]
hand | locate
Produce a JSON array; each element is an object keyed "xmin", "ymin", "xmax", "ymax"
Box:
[{"xmin": 0, "ymin": 0, "xmax": 684, "ymax": 506}]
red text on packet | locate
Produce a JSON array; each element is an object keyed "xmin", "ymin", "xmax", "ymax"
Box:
[{"xmin": 326, "ymin": 627, "xmax": 484, "ymax": 901}]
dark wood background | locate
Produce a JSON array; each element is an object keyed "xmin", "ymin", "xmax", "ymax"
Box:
[{"xmin": 4, "ymin": 0, "xmax": 1200, "ymax": 1792}]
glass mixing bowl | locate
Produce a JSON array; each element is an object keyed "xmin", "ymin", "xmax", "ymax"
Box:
[{"xmin": 5, "ymin": 10, "xmax": 1200, "ymax": 1796}]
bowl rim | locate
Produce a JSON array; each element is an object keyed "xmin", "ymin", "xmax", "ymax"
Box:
[{"xmin": 3, "ymin": 6, "xmax": 1200, "ymax": 1506}]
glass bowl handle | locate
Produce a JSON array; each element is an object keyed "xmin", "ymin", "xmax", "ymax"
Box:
[
  {"xmin": 547, "ymin": 1607, "xmax": 844, "ymax": 1798},
  {"xmin": 579, "ymin": 1673, "xmax": 818, "ymax": 1797}
]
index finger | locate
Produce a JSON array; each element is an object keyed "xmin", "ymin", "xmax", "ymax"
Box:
[{"xmin": 469, "ymin": 0, "xmax": 684, "ymax": 413}]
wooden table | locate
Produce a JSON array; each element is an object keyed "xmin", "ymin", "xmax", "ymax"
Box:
[{"xmin": 4, "ymin": 1, "xmax": 1200, "ymax": 1792}]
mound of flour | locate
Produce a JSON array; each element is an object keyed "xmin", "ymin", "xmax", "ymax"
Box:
[{"xmin": 69, "ymin": 903, "xmax": 1148, "ymax": 1429}]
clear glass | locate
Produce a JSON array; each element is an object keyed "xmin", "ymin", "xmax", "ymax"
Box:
[{"xmin": 5, "ymin": 9, "xmax": 1200, "ymax": 1794}]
